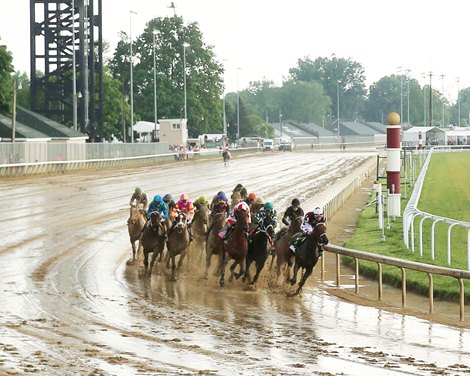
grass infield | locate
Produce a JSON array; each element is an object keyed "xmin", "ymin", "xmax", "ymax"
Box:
[{"xmin": 344, "ymin": 151, "xmax": 470, "ymax": 302}]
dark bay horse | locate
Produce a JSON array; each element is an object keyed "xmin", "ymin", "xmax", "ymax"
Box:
[
  {"xmin": 139, "ymin": 211, "xmax": 167, "ymax": 277},
  {"xmin": 166, "ymin": 211, "xmax": 191, "ymax": 281},
  {"xmin": 222, "ymin": 150, "xmax": 231, "ymax": 166},
  {"xmin": 204, "ymin": 213, "xmax": 226, "ymax": 279},
  {"xmin": 289, "ymin": 222, "xmax": 328, "ymax": 295},
  {"xmin": 219, "ymin": 209, "xmax": 250, "ymax": 287},
  {"xmin": 243, "ymin": 215, "xmax": 275, "ymax": 285},
  {"xmin": 127, "ymin": 204, "xmax": 147, "ymax": 263},
  {"xmin": 191, "ymin": 204, "xmax": 210, "ymax": 260},
  {"xmin": 274, "ymin": 216, "xmax": 303, "ymax": 283}
]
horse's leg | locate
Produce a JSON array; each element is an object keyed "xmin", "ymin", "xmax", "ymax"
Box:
[
  {"xmin": 143, "ymin": 251, "xmax": 149, "ymax": 274},
  {"xmin": 170, "ymin": 255, "xmax": 177, "ymax": 281},
  {"xmin": 295, "ymin": 267, "xmax": 313, "ymax": 295},
  {"xmin": 228, "ymin": 260, "xmax": 238, "ymax": 282},
  {"xmin": 177, "ymin": 250, "xmax": 187, "ymax": 270},
  {"xmin": 131, "ymin": 239, "xmax": 136, "ymax": 261},
  {"xmin": 243, "ymin": 257, "xmax": 252, "ymax": 283},
  {"xmin": 149, "ymin": 249, "xmax": 159, "ymax": 274},
  {"xmin": 219, "ymin": 249, "xmax": 227, "ymax": 287},
  {"xmin": 252, "ymin": 260, "xmax": 264, "ymax": 285},
  {"xmin": 290, "ymin": 262, "xmax": 300, "ymax": 286},
  {"xmin": 204, "ymin": 246, "xmax": 212, "ymax": 279}
]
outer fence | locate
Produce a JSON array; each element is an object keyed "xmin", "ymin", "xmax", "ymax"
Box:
[
  {"xmin": 323, "ymin": 243, "xmax": 470, "ymax": 322},
  {"xmin": 0, "ymin": 146, "xmax": 258, "ymax": 177},
  {"xmin": 403, "ymin": 146, "xmax": 470, "ymax": 270}
]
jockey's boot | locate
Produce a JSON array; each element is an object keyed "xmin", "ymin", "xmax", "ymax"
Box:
[{"xmin": 223, "ymin": 225, "xmax": 233, "ymax": 244}]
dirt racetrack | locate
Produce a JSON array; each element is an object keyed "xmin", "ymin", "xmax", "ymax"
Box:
[{"xmin": 1, "ymin": 151, "xmax": 469, "ymax": 375}]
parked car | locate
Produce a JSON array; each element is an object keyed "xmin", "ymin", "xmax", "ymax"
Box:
[
  {"xmin": 262, "ymin": 139, "xmax": 274, "ymax": 151},
  {"xmin": 279, "ymin": 141, "xmax": 292, "ymax": 151}
]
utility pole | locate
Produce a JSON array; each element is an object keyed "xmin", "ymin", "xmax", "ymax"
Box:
[
  {"xmin": 456, "ymin": 77, "xmax": 461, "ymax": 126},
  {"xmin": 406, "ymin": 69, "xmax": 411, "ymax": 125},
  {"xmin": 429, "ymin": 72, "xmax": 433, "ymax": 127},
  {"xmin": 440, "ymin": 74, "xmax": 445, "ymax": 127}
]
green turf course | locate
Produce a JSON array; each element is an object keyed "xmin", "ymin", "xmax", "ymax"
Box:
[{"xmin": 344, "ymin": 151, "xmax": 470, "ymax": 301}]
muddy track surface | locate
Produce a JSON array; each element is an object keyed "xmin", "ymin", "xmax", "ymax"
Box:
[{"xmin": 0, "ymin": 151, "xmax": 469, "ymax": 375}]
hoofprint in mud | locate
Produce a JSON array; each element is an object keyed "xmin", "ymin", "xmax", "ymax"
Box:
[{"xmin": 0, "ymin": 151, "xmax": 469, "ymax": 375}]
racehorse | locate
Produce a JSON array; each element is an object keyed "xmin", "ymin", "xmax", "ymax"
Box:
[
  {"xmin": 166, "ymin": 211, "xmax": 191, "ymax": 281},
  {"xmin": 127, "ymin": 204, "xmax": 146, "ymax": 263},
  {"xmin": 219, "ymin": 208, "xmax": 250, "ymax": 287},
  {"xmin": 191, "ymin": 204, "xmax": 210, "ymax": 260},
  {"xmin": 204, "ymin": 212, "xmax": 226, "ymax": 279},
  {"xmin": 222, "ymin": 150, "xmax": 231, "ymax": 166},
  {"xmin": 230, "ymin": 191, "xmax": 242, "ymax": 211},
  {"xmin": 274, "ymin": 215, "xmax": 303, "ymax": 283},
  {"xmin": 139, "ymin": 211, "xmax": 167, "ymax": 277},
  {"xmin": 243, "ymin": 214, "xmax": 275, "ymax": 285},
  {"xmin": 289, "ymin": 222, "xmax": 328, "ymax": 295}
]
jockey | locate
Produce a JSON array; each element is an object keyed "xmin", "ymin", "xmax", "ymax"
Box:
[
  {"xmin": 210, "ymin": 191, "xmax": 230, "ymax": 218},
  {"xmin": 221, "ymin": 201, "xmax": 251, "ymax": 241},
  {"xmin": 250, "ymin": 196, "xmax": 265, "ymax": 219},
  {"xmin": 129, "ymin": 187, "xmax": 149, "ymax": 210},
  {"xmin": 239, "ymin": 187, "xmax": 248, "ymax": 200},
  {"xmin": 253, "ymin": 201, "xmax": 277, "ymax": 228},
  {"xmin": 289, "ymin": 207, "xmax": 326, "ymax": 253},
  {"xmin": 193, "ymin": 195, "xmax": 209, "ymax": 211},
  {"xmin": 301, "ymin": 207, "xmax": 326, "ymax": 234},
  {"xmin": 147, "ymin": 194, "xmax": 169, "ymax": 220},
  {"xmin": 281, "ymin": 198, "xmax": 305, "ymax": 226},
  {"xmin": 163, "ymin": 193, "xmax": 176, "ymax": 213},
  {"xmin": 244, "ymin": 192, "xmax": 256, "ymax": 207},
  {"xmin": 171, "ymin": 193, "xmax": 195, "ymax": 224}
]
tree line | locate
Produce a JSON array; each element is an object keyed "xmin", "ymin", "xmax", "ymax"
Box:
[{"xmin": 1, "ymin": 15, "xmax": 470, "ymax": 142}]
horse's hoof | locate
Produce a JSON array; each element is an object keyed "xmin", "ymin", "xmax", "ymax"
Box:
[
  {"xmin": 126, "ymin": 259, "xmax": 135, "ymax": 266},
  {"xmin": 228, "ymin": 276, "xmax": 234, "ymax": 283},
  {"xmin": 219, "ymin": 280, "xmax": 225, "ymax": 288},
  {"xmin": 289, "ymin": 279, "xmax": 296, "ymax": 286},
  {"xmin": 137, "ymin": 268, "xmax": 145, "ymax": 279}
]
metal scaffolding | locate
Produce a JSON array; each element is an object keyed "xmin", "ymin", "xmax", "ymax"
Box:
[{"xmin": 30, "ymin": 0, "xmax": 103, "ymax": 141}]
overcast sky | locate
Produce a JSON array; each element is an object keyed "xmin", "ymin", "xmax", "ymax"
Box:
[{"xmin": 1, "ymin": 0, "xmax": 469, "ymax": 102}]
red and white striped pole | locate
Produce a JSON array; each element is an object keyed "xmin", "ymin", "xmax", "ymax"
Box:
[{"xmin": 386, "ymin": 112, "xmax": 401, "ymax": 217}]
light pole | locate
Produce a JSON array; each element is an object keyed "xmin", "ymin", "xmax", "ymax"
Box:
[
  {"xmin": 11, "ymin": 80, "xmax": 21, "ymax": 142},
  {"xmin": 421, "ymin": 73, "xmax": 426, "ymax": 126},
  {"xmin": 153, "ymin": 30, "xmax": 158, "ymax": 141},
  {"xmin": 236, "ymin": 67, "xmax": 241, "ymax": 145},
  {"xmin": 279, "ymin": 110, "xmax": 282, "ymax": 139},
  {"xmin": 129, "ymin": 10, "xmax": 137, "ymax": 143},
  {"xmin": 72, "ymin": 0, "xmax": 77, "ymax": 131},
  {"xmin": 429, "ymin": 72, "xmax": 433, "ymax": 127},
  {"xmin": 406, "ymin": 69, "xmax": 411, "ymax": 125},
  {"xmin": 456, "ymin": 77, "xmax": 461, "ymax": 126},
  {"xmin": 398, "ymin": 66, "xmax": 403, "ymax": 120},
  {"xmin": 183, "ymin": 42, "xmax": 190, "ymax": 121},
  {"xmin": 222, "ymin": 59, "xmax": 227, "ymax": 135},
  {"xmin": 440, "ymin": 74, "xmax": 445, "ymax": 127},
  {"xmin": 337, "ymin": 81, "xmax": 340, "ymax": 136}
]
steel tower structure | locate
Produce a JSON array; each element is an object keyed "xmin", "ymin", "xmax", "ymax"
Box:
[{"xmin": 30, "ymin": 0, "xmax": 103, "ymax": 141}]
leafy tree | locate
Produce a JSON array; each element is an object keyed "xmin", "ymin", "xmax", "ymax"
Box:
[
  {"xmin": 109, "ymin": 16, "xmax": 223, "ymax": 137},
  {"xmin": 0, "ymin": 43, "xmax": 14, "ymax": 114},
  {"xmin": 279, "ymin": 80, "xmax": 331, "ymax": 124},
  {"xmin": 289, "ymin": 55, "xmax": 367, "ymax": 121}
]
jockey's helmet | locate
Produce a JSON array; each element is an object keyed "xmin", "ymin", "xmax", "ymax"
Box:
[
  {"xmin": 217, "ymin": 192, "xmax": 228, "ymax": 201},
  {"xmin": 153, "ymin": 194, "xmax": 163, "ymax": 203},
  {"xmin": 264, "ymin": 202, "xmax": 274, "ymax": 212},
  {"xmin": 135, "ymin": 187, "xmax": 142, "ymax": 194},
  {"xmin": 254, "ymin": 196, "xmax": 265, "ymax": 205},
  {"xmin": 291, "ymin": 198, "xmax": 300, "ymax": 207},
  {"xmin": 197, "ymin": 195, "xmax": 208, "ymax": 204},
  {"xmin": 163, "ymin": 193, "xmax": 172, "ymax": 202},
  {"xmin": 180, "ymin": 193, "xmax": 189, "ymax": 202},
  {"xmin": 248, "ymin": 192, "xmax": 256, "ymax": 200},
  {"xmin": 235, "ymin": 201, "xmax": 250, "ymax": 212},
  {"xmin": 313, "ymin": 207, "xmax": 324, "ymax": 220}
]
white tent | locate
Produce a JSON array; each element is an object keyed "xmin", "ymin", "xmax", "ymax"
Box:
[{"xmin": 133, "ymin": 121, "xmax": 159, "ymax": 142}]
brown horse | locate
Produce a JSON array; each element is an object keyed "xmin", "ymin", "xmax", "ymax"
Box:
[
  {"xmin": 230, "ymin": 191, "xmax": 242, "ymax": 211},
  {"xmin": 139, "ymin": 211, "xmax": 167, "ymax": 277},
  {"xmin": 166, "ymin": 211, "xmax": 191, "ymax": 281},
  {"xmin": 191, "ymin": 204, "xmax": 210, "ymax": 261},
  {"xmin": 289, "ymin": 222, "xmax": 328, "ymax": 295},
  {"xmin": 222, "ymin": 150, "xmax": 231, "ymax": 166},
  {"xmin": 219, "ymin": 209, "xmax": 250, "ymax": 287},
  {"xmin": 127, "ymin": 204, "xmax": 146, "ymax": 263},
  {"xmin": 204, "ymin": 212, "xmax": 226, "ymax": 279},
  {"xmin": 274, "ymin": 216, "xmax": 303, "ymax": 284}
]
